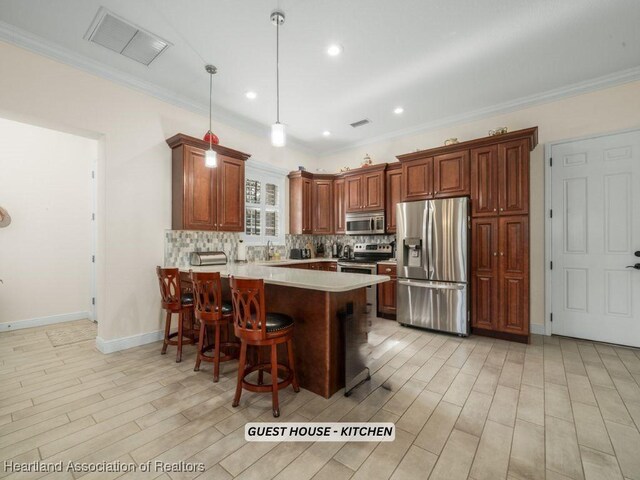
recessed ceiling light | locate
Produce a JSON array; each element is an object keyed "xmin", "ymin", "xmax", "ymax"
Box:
[
  {"xmin": 322, "ymin": 130, "xmax": 331, "ymax": 137},
  {"xmin": 394, "ymin": 107, "xmax": 404, "ymax": 115},
  {"xmin": 245, "ymin": 91, "xmax": 257, "ymax": 100},
  {"xmin": 327, "ymin": 44, "xmax": 343, "ymax": 56}
]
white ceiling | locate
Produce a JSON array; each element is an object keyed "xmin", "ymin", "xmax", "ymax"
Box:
[{"xmin": 1, "ymin": 0, "xmax": 639, "ymax": 154}]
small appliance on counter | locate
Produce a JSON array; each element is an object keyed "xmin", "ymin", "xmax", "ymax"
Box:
[
  {"xmin": 289, "ymin": 248, "xmax": 303, "ymax": 260},
  {"xmin": 236, "ymin": 239, "xmax": 247, "ymax": 263},
  {"xmin": 190, "ymin": 251, "xmax": 227, "ymax": 266},
  {"xmin": 316, "ymin": 241, "xmax": 325, "ymax": 258}
]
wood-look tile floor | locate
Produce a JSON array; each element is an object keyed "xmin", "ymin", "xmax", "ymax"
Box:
[{"xmin": 2, "ymin": 319, "xmax": 640, "ymax": 480}]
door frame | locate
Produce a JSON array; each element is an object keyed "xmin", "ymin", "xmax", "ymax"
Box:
[{"xmin": 544, "ymin": 127, "xmax": 640, "ymax": 337}]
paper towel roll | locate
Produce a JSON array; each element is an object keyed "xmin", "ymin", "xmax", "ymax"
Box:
[{"xmin": 237, "ymin": 240, "xmax": 246, "ymax": 262}]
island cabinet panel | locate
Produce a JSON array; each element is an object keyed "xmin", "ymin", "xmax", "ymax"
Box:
[
  {"xmin": 312, "ymin": 178, "xmax": 334, "ymax": 234},
  {"xmin": 216, "ymin": 155, "xmax": 245, "ymax": 231},
  {"xmin": 471, "ymin": 145, "xmax": 499, "ymax": 217},
  {"xmin": 334, "ymin": 178, "xmax": 346, "ymax": 234},
  {"xmin": 288, "ymin": 171, "xmax": 314, "ymax": 235},
  {"xmin": 401, "ymin": 157, "xmax": 433, "ymax": 201},
  {"xmin": 385, "ymin": 164, "xmax": 402, "ymax": 233},
  {"xmin": 433, "ymin": 151, "xmax": 470, "ymax": 197},
  {"xmin": 168, "ymin": 134, "xmax": 249, "ymax": 232},
  {"xmin": 377, "ymin": 263, "xmax": 397, "ymax": 316}
]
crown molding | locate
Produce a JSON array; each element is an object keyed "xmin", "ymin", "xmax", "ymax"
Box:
[
  {"xmin": 320, "ymin": 65, "xmax": 640, "ymax": 157},
  {"xmin": 0, "ymin": 20, "xmax": 317, "ymax": 156}
]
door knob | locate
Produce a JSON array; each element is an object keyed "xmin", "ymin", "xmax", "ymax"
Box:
[{"xmin": 626, "ymin": 263, "xmax": 640, "ymax": 270}]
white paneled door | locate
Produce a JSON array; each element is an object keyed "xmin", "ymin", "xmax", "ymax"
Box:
[{"xmin": 550, "ymin": 130, "xmax": 640, "ymax": 347}]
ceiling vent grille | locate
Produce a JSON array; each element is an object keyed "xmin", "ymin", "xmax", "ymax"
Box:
[
  {"xmin": 350, "ymin": 119, "xmax": 371, "ymax": 128},
  {"xmin": 85, "ymin": 8, "xmax": 171, "ymax": 66}
]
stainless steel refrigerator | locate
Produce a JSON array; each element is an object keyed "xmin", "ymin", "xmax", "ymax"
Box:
[{"xmin": 396, "ymin": 197, "xmax": 469, "ymax": 335}]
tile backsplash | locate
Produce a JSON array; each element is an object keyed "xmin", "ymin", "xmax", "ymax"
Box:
[{"xmin": 164, "ymin": 230, "xmax": 396, "ymax": 267}]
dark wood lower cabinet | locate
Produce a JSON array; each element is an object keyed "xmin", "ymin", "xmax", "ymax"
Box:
[
  {"xmin": 472, "ymin": 216, "xmax": 529, "ymax": 340},
  {"xmin": 377, "ymin": 264, "xmax": 397, "ymax": 317}
]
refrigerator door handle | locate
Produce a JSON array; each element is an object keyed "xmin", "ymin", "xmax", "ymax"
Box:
[
  {"xmin": 398, "ymin": 279, "xmax": 465, "ymax": 291},
  {"xmin": 426, "ymin": 204, "xmax": 435, "ymax": 279}
]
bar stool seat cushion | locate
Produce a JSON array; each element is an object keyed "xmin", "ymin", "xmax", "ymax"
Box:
[
  {"xmin": 266, "ymin": 313, "xmax": 294, "ymax": 333},
  {"xmin": 181, "ymin": 293, "xmax": 194, "ymax": 305},
  {"xmin": 222, "ymin": 302, "xmax": 233, "ymax": 314}
]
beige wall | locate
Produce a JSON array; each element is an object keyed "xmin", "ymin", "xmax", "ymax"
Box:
[
  {"xmin": 0, "ymin": 118, "xmax": 95, "ymax": 327},
  {"xmin": 319, "ymin": 81, "xmax": 640, "ymax": 327},
  {"xmin": 2, "ymin": 39, "xmax": 639, "ymax": 340},
  {"xmin": 0, "ymin": 41, "xmax": 314, "ymax": 343}
]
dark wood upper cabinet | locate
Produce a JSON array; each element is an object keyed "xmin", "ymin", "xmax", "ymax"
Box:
[
  {"xmin": 471, "ymin": 145, "xmax": 499, "ymax": 217},
  {"xmin": 344, "ymin": 165, "xmax": 385, "ymax": 212},
  {"xmin": 401, "ymin": 157, "xmax": 433, "ymax": 201},
  {"xmin": 362, "ymin": 170, "xmax": 384, "ymax": 210},
  {"xmin": 385, "ymin": 164, "xmax": 402, "ymax": 233},
  {"xmin": 334, "ymin": 178, "xmax": 346, "ymax": 234},
  {"xmin": 167, "ymin": 134, "xmax": 249, "ymax": 232},
  {"xmin": 345, "ymin": 175, "xmax": 363, "ymax": 212},
  {"xmin": 433, "ymin": 151, "xmax": 470, "ymax": 197},
  {"xmin": 499, "ymin": 139, "xmax": 529, "ymax": 215},
  {"xmin": 288, "ymin": 171, "xmax": 315, "ymax": 235},
  {"xmin": 471, "ymin": 218, "xmax": 498, "ymax": 331},
  {"xmin": 181, "ymin": 145, "xmax": 217, "ymax": 230},
  {"xmin": 312, "ymin": 178, "xmax": 333, "ymax": 234},
  {"xmin": 498, "ymin": 216, "xmax": 529, "ymax": 335},
  {"xmin": 216, "ymin": 155, "xmax": 245, "ymax": 232}
]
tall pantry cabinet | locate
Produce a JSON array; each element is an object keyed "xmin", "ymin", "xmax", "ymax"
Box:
[{"xmin": 469, "ymin": 131, "xmax": 535, "ymax": 341}]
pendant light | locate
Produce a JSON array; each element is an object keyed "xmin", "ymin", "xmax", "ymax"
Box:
[
  {"xmin": 204, "ymin": 64, "xmax": 217, "ymax": 167},
  {"xmin": 270, "ymin": 10, "xmax": 286, "ymax": 147}
]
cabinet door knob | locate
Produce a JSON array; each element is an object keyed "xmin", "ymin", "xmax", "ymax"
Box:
[
  {"xmin": 493, "ymin": 208, "xmax": 497, "ymax": 212},
  {"xmin": 500, "ymin": 208, "xmax": 504, "ymax": 212},
  {"xmin": 493, "ymin": 252, "xmax": 497, "ymax": 256},
  {"xmin": 500, "ymin": 252, "xmax": 504, "ymax": 256}
]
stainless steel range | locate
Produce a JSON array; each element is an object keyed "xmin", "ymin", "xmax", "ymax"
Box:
[{"xmin": 338, "ymin": 243, "xmax": 393, "ymax": 315}]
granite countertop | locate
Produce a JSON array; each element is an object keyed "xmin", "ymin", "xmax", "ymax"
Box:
[{"xmin": 176, "ymin": 263, "xmax": 390, "ymax": 293}]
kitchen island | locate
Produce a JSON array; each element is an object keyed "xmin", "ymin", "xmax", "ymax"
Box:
[{"xmin": 176, "ymin": 263, "xmax": 389, "ymax": 398}]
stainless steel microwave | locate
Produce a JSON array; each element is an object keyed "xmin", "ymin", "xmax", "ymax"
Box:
[{"xmin": 345, "ymin": 211, "xmax": 385, "ymax": 235}]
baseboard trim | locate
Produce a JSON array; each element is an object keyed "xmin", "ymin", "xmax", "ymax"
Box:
[
  {"xmin": 530, "ymin": 323, "xmax": 547, "ymax": 336},
  {"xmin": 0, "ymin": 311, "xmax": 91, "ymax": 332},
  {"xmin": 96, "ymin": 330, "xmax": 164, "ymax": 354}
]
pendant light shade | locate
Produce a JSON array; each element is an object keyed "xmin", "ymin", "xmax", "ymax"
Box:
[
  {"xmin": 204, "ymin": 64, "xmax": 218, "ymax": 167},
  {"xmin": 271, "ymin": 11, "xmax": 286, "ymax": 147},
  {"xmin": 205, "ymin": 148, "xmax": 217, "ymax": 167},
  {"xmin": 271, "ymin": 122, "xmax": 286, "ymax": 147}
]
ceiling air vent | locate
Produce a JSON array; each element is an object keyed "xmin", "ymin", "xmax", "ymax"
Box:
[
  {"xmin": 350, "ymin": 119, "xmax": 371, "ymax": 128},
  {"xmin": 84, "ymin": 7, "xmax": 171, "ymax": 66}
]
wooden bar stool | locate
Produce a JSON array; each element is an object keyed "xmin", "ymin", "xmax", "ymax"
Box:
[
  {"xmin": 229, "ymin": 276, "xmax": 299, "ymax": 417},
  {"xmin": 156, "ymin": 266, "xmax": 196, "ymax": 363},
  {"xmin": 189, "ymin": 271, "xmax": 239, "ymax": 382}
]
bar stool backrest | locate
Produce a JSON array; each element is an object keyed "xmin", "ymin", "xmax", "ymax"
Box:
[
  {"xmin": 189, "ymin": 271, "xmax": 223, "ymax": 323},
  {"xmin": 156, "ymin": 266, "xmax": 181, "ymax": 309},
  {"xmin": 229, "ymin": 276, "xmax": 267, "ymax": 342}
]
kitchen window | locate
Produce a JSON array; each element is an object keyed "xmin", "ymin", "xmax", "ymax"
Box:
[{"xmin": 243, "ymin": 161, "xmax": 286, "ymax": 245}]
